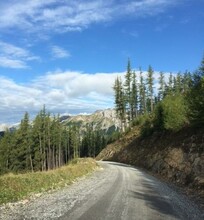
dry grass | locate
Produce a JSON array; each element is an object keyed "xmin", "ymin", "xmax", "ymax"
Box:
[{"xmin": 0, "ymin": 158, "xmax": 97, "ymax": 205}]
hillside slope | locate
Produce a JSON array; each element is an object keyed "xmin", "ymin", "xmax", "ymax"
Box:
[{"xmin": 97, "ymin": 126, "xmax": 204, "ymax": 202}]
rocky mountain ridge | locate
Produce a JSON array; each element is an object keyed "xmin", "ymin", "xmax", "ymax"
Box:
[
  {"xmin": 62, "ymin": 108, "xmax": 121, "ymax": 134},
  {"xmin": 0, "ymin": 109, "xmax": 120, "ymax": 135}
]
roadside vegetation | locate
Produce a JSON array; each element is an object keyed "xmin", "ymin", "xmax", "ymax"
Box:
[
  {"xmin": 0, "ymin": 158, "xmax": 97, "ymax": 205},
  {"xmin": 113, "ymin": 55, "xmax": 204, "ymax": 137},
  {"xmin": 0, "ymin": 106, "xmax": 106, "ymax": 175}
]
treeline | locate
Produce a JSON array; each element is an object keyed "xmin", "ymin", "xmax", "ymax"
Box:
[
  {"xmin": 0, "ymin": 107, "xmax": 106, "ymax": 174},
  {"xmin": 114, "ymin": 56, "xmax": 204, "ymax": 134}
]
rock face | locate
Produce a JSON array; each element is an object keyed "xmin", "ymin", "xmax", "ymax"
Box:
[
  {"xmin": 97, "ymin": 127, "xmax": 204, "ymax": 197},
  {"xmin": 62, "ymin": 109, "xmax": 121, "ymax": 134}
]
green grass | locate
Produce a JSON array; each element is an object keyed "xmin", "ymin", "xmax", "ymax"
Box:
[{"xmin": 0, "ymin": 158, "xmax": 97, "ymax": 205}]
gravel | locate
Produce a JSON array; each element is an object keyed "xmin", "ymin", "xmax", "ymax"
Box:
[
  {"xmin": 0, "ymin": 166, "xmax": 112, "ymax": 220},
  {"xmin": 0, "ymin": 161, "xmax": 203, "ymax": 220}
]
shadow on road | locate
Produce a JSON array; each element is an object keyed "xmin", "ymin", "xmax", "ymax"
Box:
[{"xmin": 129, "ymin": 178, "xmax": 179, "ymax": 219}]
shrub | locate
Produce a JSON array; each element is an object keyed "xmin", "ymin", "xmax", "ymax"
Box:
[{"xmin": 160, "ymin": 94, "xmax": 188, "ymax": 131}]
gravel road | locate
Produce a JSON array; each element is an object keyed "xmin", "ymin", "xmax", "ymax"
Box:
[{"xmin": 0, "ymin": 161, "xmax": 203, "ymax": 220}]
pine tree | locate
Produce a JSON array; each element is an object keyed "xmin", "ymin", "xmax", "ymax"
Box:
[
  {"xmin": 199, "ymin": 54, "xmax": 204, "ymax": 75},
  {"xmin": 182, "ymin": 71, "xmax": 192, "ymax": 93},
  {"xmin": 158, "ymin": 71, "xmax": 165, "ymax": 101},
  {"xmin": 0, "ymin": 129, "xmax": 14, "ymax": 174},
  {"xmin": 139, "ymin": 69, "xmax": 146, "ymax": 114},
  {"xmin": 32, "ymin": 107, "xmax": 50, "ymax": 171},
  {"xmin": 69, "ymin": 125, "xmax": 80, "ymax": 159},
  {"xmin": 45, "ymin": 112, "xmax": 52, "ymax": 170},
  {"xmin": 173, "ymin": 72, "xmax": 182, "ymax": 94},
  {"xmin": 160, "ymin": 94, "xmax": 188, "ymax": 131},
  {"xmin": 113, "ymin": 76, "xmax": 126, "ymax": 131},
  {"xmin": 146, "ymin": 65, "xmax": 154, "ymax": 112},
  {"xmin": 177, "ymin": 72, "xmax": 182, "ymax": 93},
  {"xmin": 173, "ymin": 76, "xmax": 177, "ymax": 93},
  {"xmin": 32, "ymin": 113, "xmax": 43, "ymax": 171},
  {"xmin": 13, "ymin": 112, "xmax": 32, "ymax": 172},
  {"xmin": 113, "ymin": 77, "xmax": 121, "ymax": 114},
  {"xmin": 168, "ymin": 72, "xmax": 173, "ymax": 93},
  {"xmin": 188, "ymin": 56, "xmax": 204, "ymax": 125},
  {"xmin": 124, "ymin": 59, "xmax": 132, "ymax": 121},
  {"xmin": 61, "ymin": 127, "xmax": 69, "ymax": 164},
  {"xmin": 130, "ymin": 71, "xmax": 138, "ymax": 119}
]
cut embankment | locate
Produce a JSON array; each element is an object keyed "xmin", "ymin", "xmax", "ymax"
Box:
[{"xmin": 0, "ymin": 158, "xmax": 97, "ymax": 205}]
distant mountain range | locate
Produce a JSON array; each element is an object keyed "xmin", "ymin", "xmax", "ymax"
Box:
[
  {"xmin": 0, "ymin": 109, "xmax": 121, "ymax": 135},
  {"xmin": 61, "ymin": 109, "xmax": 121, "ymax": 135}
]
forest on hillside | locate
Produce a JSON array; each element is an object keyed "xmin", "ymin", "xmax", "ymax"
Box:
[
  {"xmin": 0, "ymin": 55, "xmax": 204, "ymax": 175},
  {"xmin": 113, "ymin": 56, "xmax": 204, "ymax": 135},
  {"xmin": 0, "ymin": 107, "xmax": 106, "ymax": 174}
]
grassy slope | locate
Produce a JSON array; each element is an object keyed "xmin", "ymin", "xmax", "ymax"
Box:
[{"xmin": 0, "ymin": 158, "xmax": 97, "ymax": 205}]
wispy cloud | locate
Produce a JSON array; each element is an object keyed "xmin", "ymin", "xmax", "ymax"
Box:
[
  {"xmin": 51, "ymin": 46, "xmax": 70, "ymax": 59},
  {"xmin": 0, "ymin": 56, "xmax": 27, "ymax": 69},
  {"xmin": 125, "ymin": 0, "xmax": 177, "ymax": 15},
  {"xmin": 0, "ymin": 41, "xmax": 40, "ymax": 69},
  {"xmin": 0, "ymin": 0, "xmax": 179, "ymax": 34}
]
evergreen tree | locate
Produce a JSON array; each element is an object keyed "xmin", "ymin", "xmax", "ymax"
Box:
[
  {"xmin": 173, "ymin": 76, "xmax": 177, "ymax": 93},
  {"xmin": 146, "ymin": 65, "xmax": 154, "ymax": 112},
  {"xmin": 161, "ymin": 94, "xmax": 188, "ymax": 131},
  {"xmin": 176, "ymin": 72, "xmax": 182, "ymax": 93},
  {"xmin": 124, "ymin": 59, "xmax": 132, "ymax": 121},
  {"xmin": 182, "ymin": 71, "xmax": 192, "ymax": 93},
  {"xmin": 61, "ymin": 127, "xmax": 69, "ymax": 164},
  {"xmin": 130, "ymin": 71, "xmax": 138, "ymax": 119},
  {"xmin": 69, "ymin": 125, "xmax": 80, "ymax": 159},
  {"xmin": 32, "ymin": 114, "xmax": 43, "ymax": 171},
  {"xmin": 12, "ymin": 112, "xmax": 32, "ymax": 171},
  {"xmin": 188, "ymin": 56, "xmax": 204, "ymax": 125},
  {"xmin": 139, "ymin": 69, "xmax": 146, "ymax": 114},
  {"xmin": 0, "ymin": 129, "xmax": 14, "ymax": 174},
  {"xmin": 113, "ymin": 76, "xmax": 126, "ymax": 131},
  {"xmin": 168, "ymin": 72, "xmax": 173, "ymax": 94},
  {"xmin": 173, "ymin": 72, "xmax": 182, "ymax": 94},
  {"xmin": 158, "ymin": 71, "xmax": 165, "ymax": 101},
  {"xmin": 154, "ymin": 94, "xmax": 188, "ymax": 131}
]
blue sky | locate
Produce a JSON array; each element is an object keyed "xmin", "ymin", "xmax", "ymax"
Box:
[{"xmin": 0, "ymin": 0, "xmax": 204, "ymax": 126}]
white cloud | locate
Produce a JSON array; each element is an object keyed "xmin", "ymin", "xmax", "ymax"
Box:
[
  {"xmin": 0, "ymin": 71, "xmax": 124, "ymax": 124},
  {"xmin": 35, "ymin": 71, "xmax": 124, "ymax": 97},
  {"xmin": 0, "ymin": 69, "xmax": 174, "ymax": 124},
  {"xmin": 51, "ymin": 46, "xmax": 70, "ymax": 58},
  {"xmin": 0, "ymin": 41, "xmax": 40, "ymax": 69},
  {"xmin": 0, "ymin": 0, "xmax": 179, "ymax": 34}
]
